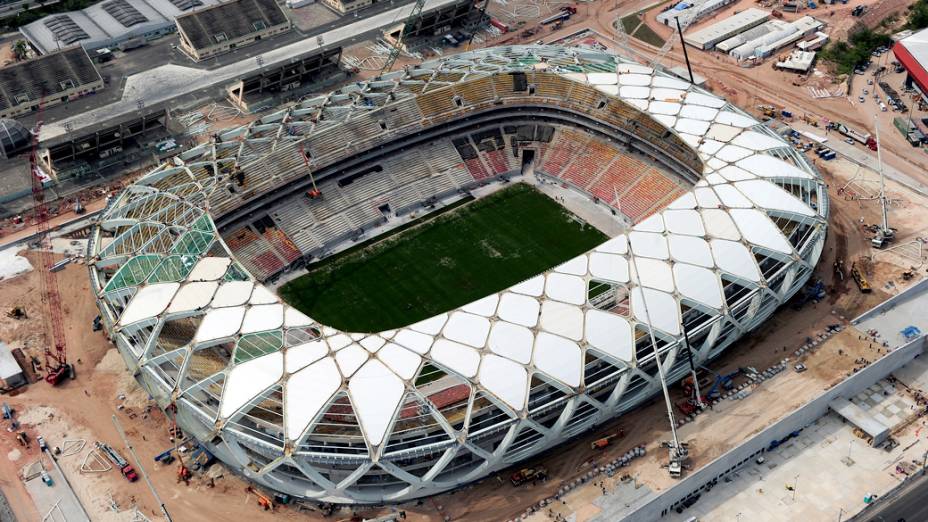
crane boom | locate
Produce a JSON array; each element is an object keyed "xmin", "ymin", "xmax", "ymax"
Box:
[
  {"xmin": 379, "ymin": 0, "xmax": 427, "ymax": 76},
  {"xmin": 29, "ymin": 96, "xmax": 71, "ymax": 385}
]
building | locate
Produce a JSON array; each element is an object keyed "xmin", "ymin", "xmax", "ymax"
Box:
[
  {"xmin": 0, "ymin": 47, "xmax": 103, "ymax": 119},
  {"xmin": 175, "ymin": 0, "xmax": 291, "ymax": 62},
  {"xmin": 775, "ymin": 49, "xmax": 816, "ymax": 72},
  {"xmin": 893, "ymin": 27, "xmax": 928, "ymax": 97},
  {"xmin": 716, "ymin": 20, "xmax": 788, "ymax": 53},
  {"xmin": 0, "ymin": 342, "xmax": 25, "ymax": 390},
  {"xmin": 21, "ymin": 0, "xmax": 221, "ymax": 55},
  {"xmin": 730, "ymin": 16, "xmax": 823, "ymax": 60},
  {"xmin": 89, "ymin": 45, "xmax": 828, "ymax": 504},
  {"xmin": 656, "ymin": 0, "xmax": 738, "ymax": 27},
  {"xmin": 684, "ymin": 8, "xmax": 769, "ymax": 50}
]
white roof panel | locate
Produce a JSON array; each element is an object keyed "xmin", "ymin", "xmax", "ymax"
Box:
[
  {"xmin": 544, "ymin": 273, "xmax": 587, "ymax": 305},
  {"xmin": 286, "ymin": 340, "xmax": 329, "ymax": 373},
  {"xmin": 675, "ymin": 118, "xmax": 711, "ymax": 136},
  {"xmin": 584, "ymin": 309, "xmax": 633, "ymax": 362},
  {"xmin": 393, "ymin": 329, "xmax": 434, "ymax": 354},
  {"xmin": 734, "ymin": 180, "xmax": 816, "ymax": 216},
  {"xmin": 443, "ymin": 312, "xmax": 491, "ymax": 348},
  {"xmin": 729, "ymin": 208, "xmax": 794, "ymax": 254},
  {"xmin": 487, "ymin": 321, "xmax": 534, "ymax": 364},
  {"xmin": 511, "ymin": 275, "xmax": 545, "ymax": 296},
  {"xmin": 651, "ymin": 88, "xmax": 685, "ymax": 101},
  {"xmin": 620, "ymin": 85, "xmax": 651, "ymax": 99},
  {"xmin": 701, "ymin": 208, "xmax": 742, "ymax": 240},
  {"xmin": 285, "ymin": 357, "xmax": 340, "ymax": 439},
  {"xmin": 736, "ymin": 154, "xmax": 813, "ymax": 180},
  {"xmin": 649, "ymin": 101, "xmax": 681, "ymax": 115},
  {"xmin": 652, "ymin": 76, "xmax": 689, "ymax": 89},
  {"xmin": 667, "ymin": 192, "xmax": 697, "ymax": 210},
  {"xmin": 596, "ymin": 235, "xmax": 629, "ymax": 255},
  {"xmin": 683, "ymin": 92, "xmax": 726, "ymax": 108},
  {"xmin": 653, "ymin": 114, "xmax": 677, "ymax": 128},
  {"xmin": 167, "ymin": 281, "xmax": 218, "ymax": 314},
  {"xmin": 211, "ymin": 281, "xmax": 253, "ymax": 307},
  {"xmin": 220, "ymin": 352, "xmax": 282, "ymax": 419},
  {"xmin": 731, "ymin": 131, "xmax": 784, "ymax": 151},
  {"xmin": 628, "ymin": 231, "xmax": 669, "ymax": 260},
  {"xmin": 249, "ymin": 285, "xmax": 278, "ymax": 304},
  {"xmin": 699, "ymin": 138, "xmax": 724, "ymax": 155},
  {"xmin": 631, "ymin": 287, "xmax": 680, "ymax": 335},
  {"xmin": 556, "ymin": 255, "xmax": 588, "ymax": 276},
  {"xmin": 587, "ymin": 72, "xmax": 618, "ymax": 85},
  {"xmin": 349, "ymin": 359, "xmax": 405, "ymax": 446},
  {"xmin": 533, "ymin": 332, "xmax": 582, "ymax": 388},
  {"xmin": 539, "ymin": 300, "xmax": 584, "ymax": 341},
  {"xmin": 663, "ymin": 209, "xmax": 705, "ymax": 236},
  {"xmin": 715, "ymin": 145, "xmax": 753, "ymax": 163},
  {"xmin": 359, "ymin": 336, "xmax": 386, "ymax": 353},
  {"xmin": 679, "ymin": 104, "xmax": 718, "ymax": 121},
  {"xmin": 706, "ymin": 124, "xmax": 742, "ymax": 142},
  {"xmin": 668, "ymin": 234, "xmax": 714, "ymax": 267},
  {"xmin": 713, "ymin": 184, "xmax": 753, "ymax": 208},
  {"xmin": 240, "ymin": 304, "xmax": 284, "ymax": 334},
  {"xmin": 710, "ymin": 239, "xmax": 761, "ymax": 282},
  {"xmin": 188, "ymin": 257, "xmax": 231, "ymax": 281},
  {"xmin": 635, "ymin": 214, "xmax": 664, "ymax": 233},
  {"xmin": 335, "ymin": 343, "xmax": 369, "ymax": 377},
  {"xmin": 479, "ymin": 355, "xmax": 528, "ymax": 411},
  {"xmin": 120, "ymin": 282, "xmax": 179, "ymax": 326},
  {"xmin": 617, "ymin": 63, "xmax": 653, "ymax": 74},
  {"xmin": 462, "ymin": 294, "xmax": 499, "ymax": 317},
  {"xmin": 634, "ymin": 257, "xmax": 675, "ymax": 292},
  {"xmin": 195, "ymin": 305, "xmax": 245, "ymax": 343},
  {"xmin": 378, "ymin": 343, "xmax": 421, "ymax": 380},
  {"xmin": 410, "ymin": 313, "xmax": 448, "ymax": 335},
  {"xmin": 284, "ymin": 307, "xmax": 313, "ymax": 327},
  {"xmin": 717, "ymin": 166, "xmax": 754, "ymax": 182},
  {"xmin": 497, "ymin": 292, "xmax": 540, "ymax": 327},
  {"xmin": 619, "ymin": 73, "xmax": 651, "ymax": 86},
  {"xmin": 588, "ymin": 252, "xmax": 629, "ymax": 283},
  {"xmin": 674, "ymin": 264, "xmax": 724, "ymax": 309},
  {"xmin": 430, "ymin": 339, "xmax": 480, "ymax": 378},
  {"xmin": 694, "ymin": 187, "xmax": 721, "ymax": 208},
  {"xmin": 714, "ymin": 111, "xmax": 755, "ymax": 127}
]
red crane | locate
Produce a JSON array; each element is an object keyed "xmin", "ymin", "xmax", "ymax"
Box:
[{"xmin": 28, "ymin": 96, "xmax": 72, "ymax": 385}]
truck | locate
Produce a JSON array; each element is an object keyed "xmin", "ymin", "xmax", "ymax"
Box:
[
  {"xmin": 510, "ymin": 466, "xmax": 547, "ymax": 486},
  {"xmin": 489, "ymin": 18, "xmax": 509, "ymax": 33},
  {"xmin": 96, "ymin": 442, "xmax": 139, "ymax": 482},
  {"xmin": 541, "ymin": 5, "xmax": 576, "ymax": 24},
  {"xmin": 832, "ymin": 122, "xmax": 878, "ymax": 149},
  {"xmin": 591, "ymin": 429, "xmax": 625, "ymax": 450},
  {"xmin": 851, "ymin": 264, "xmax": 872, "ymax": 293}
]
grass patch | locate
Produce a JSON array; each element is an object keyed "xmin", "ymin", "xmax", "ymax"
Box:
[
  {"xmin": 819, "ymin": 28, "xmax": 891, "ymax": 75},
  {"xmin": 632, "ymin": 23, "xmax": 666, "ymax": 48},
  {"xmin": 620, "ymin": 14, "xmax": 640, "ymax": 35},
  {"xmin": 279, "ymin": 183, "xmax": 608, "ymax": 333}
]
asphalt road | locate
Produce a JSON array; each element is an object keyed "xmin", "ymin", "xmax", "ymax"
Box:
[{"xmin": 860, "ymin": 470, "xmax": 928, "ymax": 522}]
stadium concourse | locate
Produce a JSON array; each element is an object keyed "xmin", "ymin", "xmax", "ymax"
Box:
[{"xmin": 87, "ymin": 46, "xmax": 828, "ymax": 504}]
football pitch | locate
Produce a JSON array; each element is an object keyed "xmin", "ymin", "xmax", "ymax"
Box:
[{"xmin": 279, "ymin": 183, "xmax": 608, "ymax": 332}]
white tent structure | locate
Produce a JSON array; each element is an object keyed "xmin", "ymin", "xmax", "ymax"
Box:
[{"xmin": 88, "ymin": 45, "xmax": 828, "ymax": 504}]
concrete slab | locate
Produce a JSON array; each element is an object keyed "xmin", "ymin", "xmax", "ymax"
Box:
[{"xmin": 23, "ymin": 455, "xmax": 90, "ymax": 522}]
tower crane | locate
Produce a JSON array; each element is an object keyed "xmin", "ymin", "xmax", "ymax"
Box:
[
  {"xmin": 28, "ymin": 96, "xmax": 72, "ymax": 385},
  {"xmin": 379, "ymin": 0, "xmax": 427, "ymax": 76}
]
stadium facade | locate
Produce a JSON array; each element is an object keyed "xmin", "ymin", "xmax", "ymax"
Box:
[{"xmin": 88, "ymin": 45, "xmax": 828, "ymax": 504}]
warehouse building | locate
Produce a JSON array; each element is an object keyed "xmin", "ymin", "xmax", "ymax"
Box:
[
  {"xmin": 894, "ymin": 27, "xmax": 928, "ymax": 96},
  {"xmin": 730, "ymin": 16, "xmax": 822, "ymax": 60},
  {"xmin": 0, "ymin": 342, "xmax": 25, "ymax": 390},
  {"xmin": 0, "ymin": 47, "xmax": 103, "ymax": 119},
  {"xmin": 175, "ymin": 0, "xmax": 291, "ymax": 61},
  {"xmin": 684, "ymin": 8, "xmax": 770, "ymax": 50},
  {"xmin": 716, "ymin": 20, "xmax": 788, "ymax": 53},
  {"xmin": 21, "ymin": 0, "xmax": 221, "ymax": 55},
  {"xmin": 656, "ymin": 0, "xmax": 738, "ymax": 27}
]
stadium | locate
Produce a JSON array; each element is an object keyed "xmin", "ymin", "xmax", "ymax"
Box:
[{"xmin": 87, "ymin": 45, "xmax": 828, "ymax": 504}]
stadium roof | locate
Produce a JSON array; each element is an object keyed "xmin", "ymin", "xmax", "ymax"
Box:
[
  {"xmin": 0, "ymin": 46, "xmax": 101, "ymax": 112},
  {"xmin": 175, "ymin": 0, "xmax": 288, "ymax": 51},
  {"xmin": 894, "ymin": 27, "xmax": 928, "ymax": 94},
  {"xmin": 90, "ymin": 45, "xmax": 826, "ymax": 459}
]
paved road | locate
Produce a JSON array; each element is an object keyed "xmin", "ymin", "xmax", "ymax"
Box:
[
  {"xmin": 858, "ymin": 470, "xmax": 928, "ymax": 522},
  {"xmin": 41, "ymin": 0, "xmax": 463, "ymax": 141}
]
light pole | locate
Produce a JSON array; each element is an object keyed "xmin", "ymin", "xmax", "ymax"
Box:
[
  {"xmin": 792, "ymin": 474, "xmax": 799, "ymax": 501},
  {"xmin": 837, "ymin": 507, "xmax": 845, "ymax": 522}
]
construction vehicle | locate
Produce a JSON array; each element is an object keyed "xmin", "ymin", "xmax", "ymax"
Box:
[
  {"xmin": 851, "ymin": 263, "xmax": 872, "ymax": 293},
  {"xmin": 40, "ymin": 470, "xmax": 53, "ymax": 487},
  {"xmin": 591, "ymin": 429, "xmax": 626, "ymax": 450},
  {"xmin": 758, "ymin": 105, "xmax": 778, "ymax": 118},
  {"xmin": 871, "ymin": 115, "xmax": 895, "ymax": 248},
  {"xmin": 245, "ymin": 486, "xmax": 274, "ymax": 510},
  {"xmin": 6, "ymin": 306, "xmax": 26, "ymax": 319},
  {"xmin": 2, "ymin": 403, "xmax": 11, "ymax": 420},
  {"xmin": 37, "ymin": 436, "xmax": 48, "ymax": 452},
  {"xmin": 703, "ymin": 369, "xmax": 740, "ymax": 401},
  {"xmin": 154, "ymin": 447, "xmax": 176, "ymax": 465},
  {"xmin": 510, "ymin": 466, "xmax": 547, "ymax": 486},
  {"xmin": 189, "ymin": 445, "xmax": 215, "ymax": 470},
  {"xmin": 541, "ymin": 5, "xmax": 576, "ymax": 25},
  {"xmin": 96, "ymin": 442, "xmax": 138, "ymax": 482},
  {"xmin": 27, "ymin": 95, "xmax": 72, "ymax": 386},
  {"xmin": 792, "ymin": 279, "xmax": 825, "ymax": 308}
]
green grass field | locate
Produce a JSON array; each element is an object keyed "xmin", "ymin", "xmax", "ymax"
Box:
[{"xmin": 279, "ymin": 184, "xmax": 608, "ymax": 333}]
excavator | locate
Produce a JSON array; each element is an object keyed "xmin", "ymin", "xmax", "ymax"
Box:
[{"xmin": 245, "ymin": 486, "xmax": 274, "ymax": 510}]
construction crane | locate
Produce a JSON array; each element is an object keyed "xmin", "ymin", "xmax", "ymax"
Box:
[
  {"xmin": 871, "ymin": 115, "xmax": 894, "ymax": 248},
  {"xmin": 28, "ymin": 95, "xmax": 72, "ymax": 385},
  {"xmin": 648, "ymin": 0, "xmax": 710, "ymax": 73},
  {"xmin": 378, "ymin": 0, "xmax": 427, "ymax": 76},
  {"xmin": 299, "ymin": 144, "xmax": 321, "ymax": 199}
]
